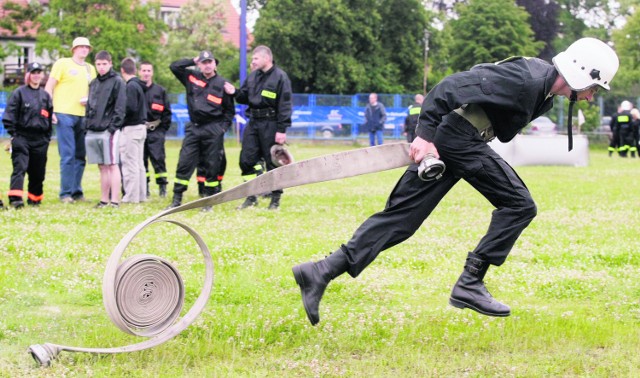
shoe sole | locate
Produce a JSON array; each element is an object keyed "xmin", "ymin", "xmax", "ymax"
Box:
[
  {"xmin": 448, "ymin": 297, "xmax": 511, "ymax": 317},
  {"xmin": 292, "ymin": 264, "xmax": 319, "ymax": 326}
]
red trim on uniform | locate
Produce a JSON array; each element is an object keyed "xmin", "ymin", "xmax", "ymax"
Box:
[
  {"xmin": 196, "ymin": 176, "xmax": 205, "ymax": 182},
  {"xmin": 151, "ymin": 103, "xmax": 165, "ymax": 112},
  {"xmin": 8, "ymin": 189, "xmax": 24, "ymax": 197},
  {"xmin": 28, "ymin": 192, "xmax": 44, "ymax": 201},
  {"xmin": 40, "ymin": 109, "xmax": 50, "ymax": 118},
  {"xmin": 207, "ymin": 94, "xmax": 222, "ymax": 104},
  {"xmin": 217, "ymin": 175, "xmax": 224, "ymax": 181},
  {"xmin": 188, "ymin": 75, "xmax": 207, "ymax": 88}
]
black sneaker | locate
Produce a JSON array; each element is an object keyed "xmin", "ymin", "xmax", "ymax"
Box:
[{"xmin": 108, "ymin": 202, "xmax": 120, "ymax": 208}]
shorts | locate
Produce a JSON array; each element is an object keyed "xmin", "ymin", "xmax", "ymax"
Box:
[{"xmin": 86, "ymin": 130, "xmax": 120, "ymax": 165}]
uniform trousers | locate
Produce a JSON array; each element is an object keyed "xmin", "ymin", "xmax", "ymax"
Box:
[
  {"xmin": 239, "ymin": 118, "xmax": 282, "ymax": 196},
  {"xmin": 173, "ymin": 122, "xmax": 226, "ymax": 195},
  {"xmin": 8, "ymin": 135, "xmax": 49, "ymax": 203},
  {"xmin": 144, "ymin": 129, "xmax": 168, "ymax": 185},
  {"xmin": 342, "ymin": 112, "xmax": 538, "ymax": 278}
]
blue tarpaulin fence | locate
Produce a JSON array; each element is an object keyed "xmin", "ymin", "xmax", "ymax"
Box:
[{"xmin": 0, "ymin": 92, "xmax": 417, "ymax": 140}]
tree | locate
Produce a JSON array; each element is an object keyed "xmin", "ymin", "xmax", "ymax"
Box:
[
  {"xmin": 155, "ymin": 0, "xmax": 239, "ymax": 93},
  {"xmin": 612, "ymin": 9, "xmax": 640, "ymax": 96},
  {"xmin": 448, "ymin": 0, "xmax": 543, "ymax": 72},
  {"xmin": 253, "ymin": 0, "xmax": 429, "ymax": 94},
  {"xmin": 516, "ymin": 0, "xmax": 560, "ymax": 62},
  {"xmin": 35, "ymin": 0, "xmax": 166, "ymax": 66}
]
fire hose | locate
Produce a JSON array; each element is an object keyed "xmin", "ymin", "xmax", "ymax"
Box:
[{"xmin": 29, "ymin": 143, "xmax": 423, "ymax": 366}]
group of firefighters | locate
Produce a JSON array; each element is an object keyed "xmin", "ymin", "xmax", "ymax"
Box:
[{"xmin": 608, "ymin": 100, "xmax": 640, "ymax": 158}]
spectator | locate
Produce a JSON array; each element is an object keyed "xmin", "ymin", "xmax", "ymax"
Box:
[
  {"xmin": 119, "ymin": 57, "xmax": 148, "ymax": 203},
  {"xmin": 139, "ymin": 61, "xmax": 172, "ymax": 198},
  {"xmin": 229, "ymin": 45, "xmax": 293, "ymax": 210},
  {"xmin": 3, "ymin": 62, "xmax": 53, "ymax": 208},
  {"xmin": 404, "ymin": 94, "xmax": 424, "ymax": 142},
  {"xmin": 364, "ymin": 93, "xmax": 386, "ymax": 146},
  {"xmin": 166, "ymin": 51, "xmax": 235, "ymax": 212},
  {"xmin": 292, "ymin": 38, "xmax": 619, "ymax": 325},
  {"xmin": 84, "ymin": 50, "xmax": 126, "ymax": 208},
  {"xmin": 45, "ymin": 37, "xmax": 96, "ymax": 203}
]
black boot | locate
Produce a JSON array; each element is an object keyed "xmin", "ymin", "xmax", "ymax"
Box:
[
  {"xmin": 449, "ymin": 252, "xmax": 510, "ymax": 317},
  {"xmin": 292, "ymin": 249, "xmax": 349, "ymax": 325},
  {"xmin": 198, "ymin": 182, "xmax": 205, "ymax": 198},
  {"xmin": 165, "ymin": 192, "xmax": 182, "ymax": 210},
  {"xmin": 159, "ymin": 183, "xmax": 167, "ymax": 198},
  {"xmin": 237, "ymin": 195, "xmax": 257, "ymax": 210},
  {"xmin": 268, "ymin": 193, "xmax": 281, "ymax": 210}
]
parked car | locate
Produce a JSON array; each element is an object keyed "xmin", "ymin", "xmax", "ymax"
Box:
[{"xmin": 526, "ymin": 116, "xmax": 558, "ymax": 135}]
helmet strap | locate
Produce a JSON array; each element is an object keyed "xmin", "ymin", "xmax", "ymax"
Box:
[{"xmin": 566, "ymin": 90, "xmax": 577, "ymax": 151}]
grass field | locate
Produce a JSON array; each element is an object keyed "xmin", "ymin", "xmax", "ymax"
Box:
[{"xmin": 1, "ymin": 139, "xmax": 639, "ymax": 377}]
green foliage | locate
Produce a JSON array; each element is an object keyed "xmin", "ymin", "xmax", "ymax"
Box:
[
  {"xmin": 154, "ymin": 0, "xmax": 239, "ymax": 93},
  {"xmin": 1, "ymin": 141, "xmax": 640, "ymax": 375},
  {"xmin": 35, "ymin": 0, "xmax": 166, "ymax": 67},
  {"xmin": 612, "ymin": 9, "xmax": 640, "ymax": 96},
  {"xmin": 253, "ymin": 0, "xmax": 429, "ymax": 94},
  {"xmin": 448, "ymin": 0, "xmax": 543, "ymax": 71}
]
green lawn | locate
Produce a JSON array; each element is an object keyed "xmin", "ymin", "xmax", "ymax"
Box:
[{"xmin": 1, "ymin": 139, "xmax": 639, "ymax": 377}]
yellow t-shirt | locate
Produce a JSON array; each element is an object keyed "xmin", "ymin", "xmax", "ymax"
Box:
[{"xmin": 49, "ymin": 58, "xmax": 97, "ymax": 116}]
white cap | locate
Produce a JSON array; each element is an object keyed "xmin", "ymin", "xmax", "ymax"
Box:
[{"xmin": 71, "ymin": 37, "xmax": 91, "ymax": 50}]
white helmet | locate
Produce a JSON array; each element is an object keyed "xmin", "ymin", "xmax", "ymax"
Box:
[
  {"xmin": 620, "ymin": 100, "xmax": 633, "ymax": 111},
  {"xmin": 552, "ymin": 37, "xmax": 619, "ymax": 91}
]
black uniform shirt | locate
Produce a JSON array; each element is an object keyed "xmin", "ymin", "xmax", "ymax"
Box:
[
  {"xmin": 234, "ymin": 65, "xmax": 293, "ymax": 133},
  {"xmin": 145, "ymin": 82, "xmax": 172, "ymax": 131},
  {"xmin": 417, "ymin": 57, "xmax": 558, "ymax": 143},
  {"xmin": 2, "ymin": 84, "xmax": 53, "ymax": 138},
  {"xmin": 170, "ymin": 58, "xmax": 235, "ymax": 127}
]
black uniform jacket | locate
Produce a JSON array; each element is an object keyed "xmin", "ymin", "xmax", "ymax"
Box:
[
  {"xmin": 2, "ymin": 84, "xmax": 53, "ymax": 139},
  {"xmin": 85, "ymin": 69, "xmax": 126, "ymax": 133},
  {"xmin": 123, "ymin": 77, "xmax": 148, "ymax": 127},
  {"xmin": 234, "ymin": 65, "xmax": 292, "ymax": 133},
  {"xmin": 145, "ymin": 83, "xmax": 172, "ymax": 131},
  {"xmin": 170, "ymin": 58, "xmax": 235, "ymax": 128},
  {"xmin": 417, "ymin": 57, "xmax": 558, "ymax": 143}
]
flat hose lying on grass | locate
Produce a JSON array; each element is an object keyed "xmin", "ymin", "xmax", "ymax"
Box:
[{"xmin": 28, "ymin": 143, "xmax": 413, "ymax": 367}]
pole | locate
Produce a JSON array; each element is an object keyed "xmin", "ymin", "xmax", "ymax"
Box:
[
  {"xmin": 423, "ymin": 30, "xmax": 430, "ymax": 95},
  {"xmin": 239, "ymin": 0, "xmax": 248, "ymax": 141}
]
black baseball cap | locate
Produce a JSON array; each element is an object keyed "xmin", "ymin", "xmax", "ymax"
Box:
[
  {"xmin": 198, "ymin": 50, "xmax": 219, "ymax": 64},
  {"xmin": 27, "ymin": 62, "xmax": 44, "ymax": 73}
]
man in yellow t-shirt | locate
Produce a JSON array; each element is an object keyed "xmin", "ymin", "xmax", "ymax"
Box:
[{"xmin": 45, "ymin": 37, "xmax": 97, "ymax": 203}]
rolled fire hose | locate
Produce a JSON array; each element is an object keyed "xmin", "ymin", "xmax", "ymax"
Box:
[{"xmin": 28, "ymin": 143, "xmax": 414, "ymax": 367}]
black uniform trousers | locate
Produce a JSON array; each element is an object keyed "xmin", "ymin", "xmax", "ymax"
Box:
[
  {"xmin": 9, "ymin": 135, "xmax": 50, "ymax": 204},
  {"xmin": 197, "ymin": 143, "xmax": 227, "ymax": 183},
  {"xmin": 144, "ymin": 128, "xmax": 168, "ymax": 185},
  {"xmin": 239, "ymin": 117, "xmax": 282, "ymax": 195},
  {"xmin": 173, "ymin": 122, "xmax": 225, "ymax": 196},
  {"xmin": 342, "ymin": 112, "xmax": 537, "ymax": 278}
]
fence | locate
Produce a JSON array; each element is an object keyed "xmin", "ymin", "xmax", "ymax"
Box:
[
  {"xmin": 0, "ymin": 92, "xmax": 418, "ymax": 141},
  {"xmin": 0, "ymin": 91, "xmax": 623, "ymax": 144}
]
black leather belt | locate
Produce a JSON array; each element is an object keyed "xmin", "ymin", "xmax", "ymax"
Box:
[{"xmin": 248, "ymin": 108, "xmax": 276, "ymax": 119}]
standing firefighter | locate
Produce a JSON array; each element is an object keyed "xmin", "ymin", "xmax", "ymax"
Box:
[
  {"xmin": 139, "ymin": 62, "xmax": 172, "ymax": 197},
  {"xmin": 611, "ymin": 100, "xmax": 635, "ymax": 157},
  {"xmin": 227, "ymin": 45, "xmax": 293, "ymax": 210},
  {"xmin": 292, "ymin": 38, "xmax": 619, "ymax": 325},
  {"xmin": 166, "ymin": 51, "xmax": 235, "ymax": 212},
  {"xmin": 3, "ymin": 62, "xmax": 53, "ymax": 208},
  {"xmin": 404, "ymin": 94, "xmax": 424, "ymax": 142}
]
